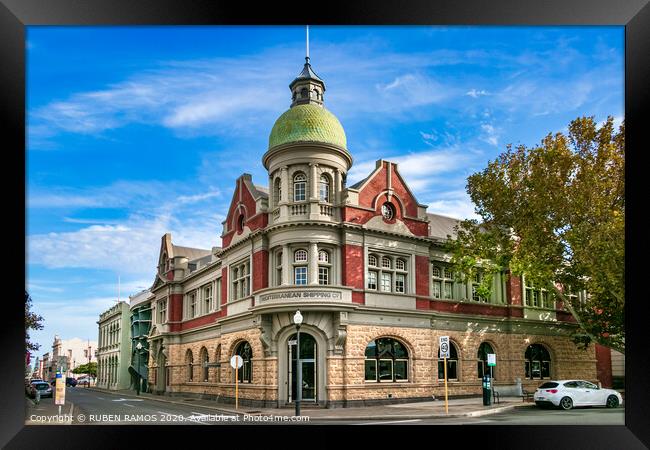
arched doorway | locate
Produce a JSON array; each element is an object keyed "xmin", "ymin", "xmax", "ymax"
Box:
[
  {"xmin": 157, "ymin": 348, "xmax": 167, "ymax": 393},
  {"xmin": 288, "ymin": 333, "xmax": 317, "ymax": 403}
]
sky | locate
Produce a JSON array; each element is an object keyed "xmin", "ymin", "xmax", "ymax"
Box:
[{"xmin": 25, "ymin": 25, "xmax": 624, "ymax": 357}]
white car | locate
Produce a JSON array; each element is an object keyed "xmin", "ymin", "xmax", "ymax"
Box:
[{"xmin": 533, "ymin": 380, "xmax": 623, "ymax": 410}]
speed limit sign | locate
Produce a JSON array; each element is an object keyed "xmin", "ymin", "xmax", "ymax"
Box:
[{"xmin": 439, "ymin": 336, "xmax": 450, "ymax": 358}]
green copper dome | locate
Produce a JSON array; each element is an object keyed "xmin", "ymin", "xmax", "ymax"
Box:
[{"xmin": 268, "ymin": 104, "xmax": 347, "ymax": 150}]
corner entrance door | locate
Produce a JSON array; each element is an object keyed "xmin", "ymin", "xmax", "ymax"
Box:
[{"xmin": 288, "ymin": 333, "xmax": 317, "ymax": 403}]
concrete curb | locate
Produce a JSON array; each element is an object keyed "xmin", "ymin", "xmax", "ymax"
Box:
[{"xmin": 85, "ymin": 388, "xmax": 536, "ymax": 421}]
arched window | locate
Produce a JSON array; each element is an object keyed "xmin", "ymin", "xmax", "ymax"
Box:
[
  {"xmin": 294, "ymin": 249, "xmax": 308, "ymax": 285},
  {"xmin": 274, "ymin": 177, "xmax": 282, "ymax": 205},
  {"xmin": 396, "ymin": 259, "xmax": 406, "ymax": 271},
  {"xmin": 185, "ymin": 350, "xmax": 194, "ymax": 382},
  {"xmin": 381, "ymin": 257, "xmax": 392, "ymax": 269},
  {"xmin": 237, "ymin": 214, "xmax": 245, "ymax": 233},
  {"xmin": 318, "ymin": 249, "xmax": 330, "ymax": 285},
  {"xmin": 477, "ymin": 342, "xmax": 495, "ymax": 379},
  {"xmin": 319, "ymin": 174, "xmax": 330, "ymax": 202},
  {"xmin": 293, "ymin": 173, "xmax": 307, "ymax": 202},
  {"xmin": 525, "ymin": 344, "xmax": 551, "ymax": 380},
  {"xmin": 438, "ymin": 341, "xmax": 459, "ymax": 381},
  {"xmin": 364, "ymin": 338, "xmax": 409, "ymax": 382},
  {"xmin": 200, "ymin": 347, "xmax": 209, "ymax": 382},
  {"xmin": 318, "ymin": 250, "xmax": 329, "ymax": 263},
  {"xmin": 215, "ymin": 345, "xmax": 221, "ymax": 383},
  {"xmin": 294, "ymin": 249, "xmax": 308, "ymax": 262},
  {"xmin": 300, "ymin": 88, "xmax": 308, "ymax": 99},
  {"xmin": 368, "ymin": 254, "xmax": 377, "ymax": 267},
  {"xmin": 235, "ymin": 341, "xmax": 253, "ymax": 383}
]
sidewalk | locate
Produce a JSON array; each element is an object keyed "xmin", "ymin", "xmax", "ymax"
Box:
[
  {"xmin": 87, "ymin": 387, "xmax": 535, "ymax": 421},
  {"xmin": 25, "ymin": 396, "xmax": 74, "ymax": 425}
]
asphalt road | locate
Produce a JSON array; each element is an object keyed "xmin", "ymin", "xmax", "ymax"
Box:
[{"xmin": 27, "ymin": 387, "xmax": 625, "ymax": 426}]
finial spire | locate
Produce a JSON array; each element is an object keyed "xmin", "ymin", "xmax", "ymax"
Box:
[{"xmin": 306, "ymin": 25, "xmax": 310, "ymax": 60}]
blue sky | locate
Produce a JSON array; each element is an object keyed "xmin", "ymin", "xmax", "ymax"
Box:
[{"xmin": 26, "ymin": 26, "xmax": 624, "ymax": 356}]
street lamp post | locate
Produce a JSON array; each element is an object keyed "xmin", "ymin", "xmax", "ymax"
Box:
[
  {"xmin": 293, "ymin": 310, "xmax": 303, "ymax": 417},
  {"xmin": 135, "ymin": 342, "xmax": 143, "ymax": 395}
]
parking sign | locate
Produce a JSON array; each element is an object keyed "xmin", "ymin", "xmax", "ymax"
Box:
[{"xmin": 439, "ymin": 336, "xmax": 450, "ymax": 358}]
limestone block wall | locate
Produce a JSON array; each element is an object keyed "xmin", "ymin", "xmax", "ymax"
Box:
[
  {"xmin": 327, "ymin": 324, "xmax": 597, "ymax": 402},
  {"xmin": 149, "ymin": 328, "xmax": 278, "ymax": 403}
]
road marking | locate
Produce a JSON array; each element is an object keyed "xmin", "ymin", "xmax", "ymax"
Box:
[
  {"xmin": 356, "ymin": 419, "xmax": 422, "ymax": 425},
  {"xmin": 112, "ymin": 398, "xmax": 144, "ymax": 402},
  {"xmin": 122, "ymin": 403, "xmax": 135, "ymax": 408},
  {"xmin": 96, "ymin": 397, "xmax": 104, "ymax": 400}
]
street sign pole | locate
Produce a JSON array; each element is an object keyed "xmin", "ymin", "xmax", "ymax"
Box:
[
  {"xmin": 444, "ymin": 357, "xmax": 448, "ymax": 415},
  {"xmin": 230, "ymin": 355, "xmax": 243, "ymax": 410}
]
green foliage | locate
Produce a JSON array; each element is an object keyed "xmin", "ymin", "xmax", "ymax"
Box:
[
  {"xmin": 25, "ymin": 291, "xmax": 44, "ymax": 352},
  {"xmin": 446, "ymin": 116, "xmax": 624, "ymax": 354},
  {"xmin": 72, "ymin": 362, "xmax": 97, "ymax": 377}
]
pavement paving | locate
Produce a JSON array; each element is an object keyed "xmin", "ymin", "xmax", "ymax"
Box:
[
  {"xmin": 83, "ymin": 387, "xmax": 536, "ymax": 421},
  {"xmin": 25, "ymin": 396, "xmax": 75, "ymax": 425}
]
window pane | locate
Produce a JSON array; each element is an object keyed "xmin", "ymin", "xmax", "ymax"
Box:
[
  {"xmin": 381, "ymin": 273, "xmax": 392, "ymax": 292},
  {"xmin": 318, "ymin": 267, "xmax": 329, "ymax": 285},
  {"xmin": 382, "ymin": 257, "xmax": 391, "ymax": 268},
  {"xmin": 542, "ymin": 361, "xmax": 551, "ymax": 378},
  {"xmin": 379, "ymin": 360, "xmax": 393, "ymax": 381},
  {"xmin": 318, "ymin": 250, "xmax": 329, "ymax": 263},
  {"xmin": 433, "ymin": 281, "xmax": 441, "ymax": 298},
  {"xmin": 396, "ymin": 274, "xmax": 405, "ymax": 293},
  {"xmin": 365, "ymin": 360, "xmax": 377, "ymax": 381},
  {"xmin": 295, "ymin": 267, "xmax": 307, "ymax": 285},
  {"xmin": 444, "ymin": 268, "xmax": 452, "ymax": 279},
  {"xmin": 394, "ymin": 360, "xmax": 408, "ymax": 380},
  {"xmin": 368, "ymin": 255, "xmax": 377, "ymax": 266},
  {"xmin": 396, "ymin": 259, "xmax": 405, "ymax": 270},
  {"xmin": 444, "ymin": 282, "xmax": 453, "ymax": 299},
  {"xmin": 432, "ymin": 266, "xmax": 440, "ymax": 278},
  {"xmin": 295, "ymin": 250, "xmax": 307, "ymax": 262},
  {"xmin": 367, "ymin": 271, "xmax": 377, "ymax": 290}
]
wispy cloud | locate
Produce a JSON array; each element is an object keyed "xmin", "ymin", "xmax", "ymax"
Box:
[{"xmin": 466, "ymin": 89, "xmax": 490, "ymax": 98}]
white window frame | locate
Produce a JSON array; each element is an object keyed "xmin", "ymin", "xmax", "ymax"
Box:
[
  {"xmin": 293, "ymin": 173, "xmax": 307, "ymax": 202},
  {"xmin": 231, "ymin": 259, "xmax": 251, "ymax": 301}
]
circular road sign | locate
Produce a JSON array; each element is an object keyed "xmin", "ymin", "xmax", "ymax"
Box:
[{"xmin": 230, "ymin": 355, "xmax": 243, "ymax": 369}]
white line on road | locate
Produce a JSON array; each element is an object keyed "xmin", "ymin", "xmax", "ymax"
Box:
[
  {"xmin": 122, "ymin": 403, "xmax": 135, "ymax": 408},
  {"xmin": 356, "ymin": 419, "xmax": 422, "ymax": 425},
  {"xmin": 96, "ymin": 397, "xmax": 104, "ymax": 400}
]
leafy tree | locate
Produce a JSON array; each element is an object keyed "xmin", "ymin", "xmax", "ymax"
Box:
[
  {"xmin": 25, "ymin": 291, "xmax": 44, "ymax": 352},
  {"xmin": 72, "ymin": 362, "xmax": 97, "ymax": 377},
  {"xmin": 446, "ymin": 116, "xmax": 624, "ymax": 354}
]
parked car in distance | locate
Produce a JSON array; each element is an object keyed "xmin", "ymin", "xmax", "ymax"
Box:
[
  {"xmin": 28, "ymin": 382, "xmax": 53, "ymax": 398},
  {"xmin": 76, "ymin": 377, "xmax": 90, "ymax": 386},
  {"xmin": 66, "ymin": 377, "xmax": 77, "ymax": 387},
  {"xmin": 534, "ymin": 380, "xmax": 623, "ymax": 410},
  {"xmin": 26, "ymin": 379, "xmax": 45, "ymax": 394}
]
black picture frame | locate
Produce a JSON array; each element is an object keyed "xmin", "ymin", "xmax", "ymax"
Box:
[{"xmin": 3, "ymin": 0, "xmax": 648, "ymax": 447}]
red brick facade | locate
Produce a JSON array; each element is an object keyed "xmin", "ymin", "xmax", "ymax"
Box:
[
  {"xmin": 342, "ymin": 244, "xmax": 365, "ymax": 304},
  {"xmin": 595, "ymin": 344, "xmax": 613, "ymax": 388},
  {"xmin": 252, "ymin": 250, "xmax": 269, "ymax": 292}
]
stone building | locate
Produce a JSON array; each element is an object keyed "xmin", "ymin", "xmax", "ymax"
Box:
[
  {"xmin": 97, "ymin": 301, "xmax": 131, "ymax": 390},
  {"xmin": 145, "ymin": 55, "xmax": 598, "ymax": 407}
]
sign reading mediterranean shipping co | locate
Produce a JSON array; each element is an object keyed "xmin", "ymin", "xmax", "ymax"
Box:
[{"xmin": 259, "ymin": 290, "xmax": 343, "ymax": 302}]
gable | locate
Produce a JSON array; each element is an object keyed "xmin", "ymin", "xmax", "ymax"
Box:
[{"xmin": 221, "ymin": 174, "xmax": 268, "ymax": 248}]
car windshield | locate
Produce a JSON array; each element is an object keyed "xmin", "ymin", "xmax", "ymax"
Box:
[
  {"xmin": 34, "ymin": 383, "xmax": 50, "ymax": 390},
  {"xmin": 538, "ymin": 382, "xmax": 559, "ymax": 389}
]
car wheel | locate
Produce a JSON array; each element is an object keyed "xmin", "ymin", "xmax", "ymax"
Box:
[
  {"xmin": 606, "ymin": 395, "xmax": 619, "ymax": 408},
  {"xmin": 560, "ymin": 396, "xmax": 573, "ymax": 410}
]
